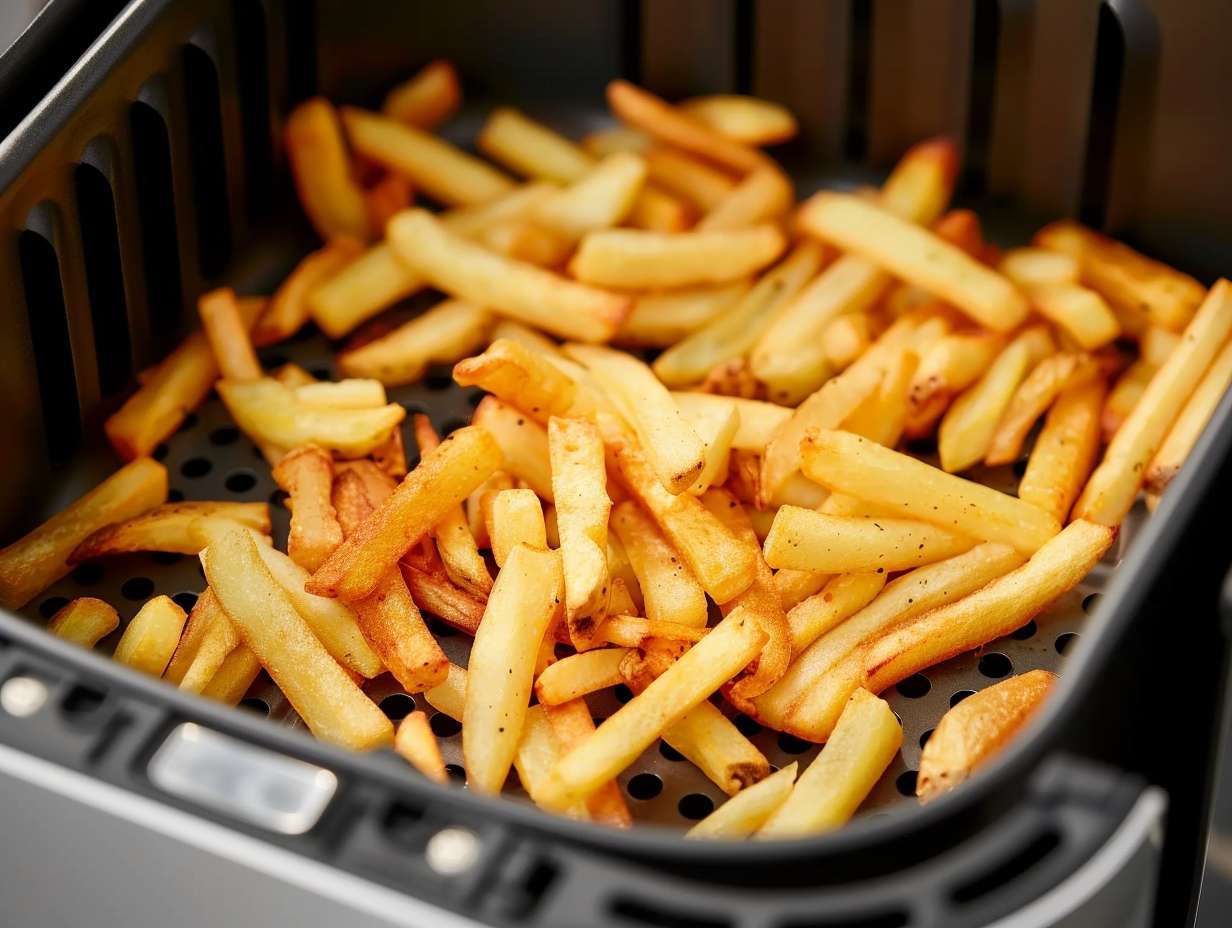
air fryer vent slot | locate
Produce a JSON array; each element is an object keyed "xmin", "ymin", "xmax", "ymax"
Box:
[
  {"xmin": 1079, "ymin": 2, "xmax": 1127, "ymax": 228},
  {"xmin": 610, "ymin": 896, "xmax": 731, "ymax": 928},
  {"xmin": 963, "ymin": 0, "xmax": 1001, "ymax": 195},
  {"xmin": 181, "ymin": 42, "xmax": 231, "ymax": 278},
  {"xmin": 844, "ymin": 0, "xmax": 873, "ymax": 162},
  {"xmin": 231, "ymin": 0, "xmax": 275, "ymax": 223},
  {"xmin": 949, "ymin": 828, "xmax": 1062, "ymax": 903}
]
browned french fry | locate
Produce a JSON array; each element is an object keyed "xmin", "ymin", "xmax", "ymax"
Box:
[
  {"xmin": 454, "ymin": 339, "xmax": 577, "ymax": 422},
  {"xmin": 364, "ymin": 172, "xmax": 414, "ymax": 233},
  {"xmin": 395, "ymin": 710, "xmax": 448, "ymax": 784},
  {"xmin": 1019, "ymin": 379, "xmax": 1106, "ymax": 525},
  {"xmin": 917, "ymin": 670, "xmax": 1055, "ymax": 802},
  {"xmin": 594, "ymin": 616, "xmax": 707, "ymax": 648},
  {"xmin": 1075, "ymin": 280, "xmax": 1232, "ymax": 525},
  {"xmin": 543, "ymin": 700, "xmax": 632, "ymax": 828},
  {"xmin": 610, "ymin": 501, "xmax": 706, "ymax": 628},
  {"xmin": 69, "ymin": 501, "xmax": 268, "ymax": 563},
  {"xmin": 471, "ymin": 398, "xmax": 553, "ymax": 500},
  {"xmin": 163, "ymin": 589, "xmax": 223, "ymax": 685},
  {"xmin": 401, "ymin": 561, "xmax": 487, "ymax": 636},
  {"xmin": 1145, "ymin": 337, "xmax": 1232, "ymax": 494},
  {"xmin": 985, "ymin": 352, "xmax": 1103, "ymax": 466},
  {"xmin": 643, "ymin": 147, "xmax": 735, "ymax": 211},
  {"xmin": 178, "ymin": 600, "xmax": 240, "ymax": 695},
  {"xmin": 0, "ymin": 458, "xmax": 167, "ymax": 609},
  {"xmin": 905, "ymin": 331, "xmax": 1005, "ymax": 437},
  {"xmin": 774, "ymin": 568, "xmax": 831, "ymax": 612},
  {"xmin": 273, "ymin": 445, "xmax": 343, "ymax": 572},
  {"xmin": 285, "ymin": 97, "xmax": 371, "ymax": 241},
  {"xmin": 382, "ymin": 60, "xmax": 461, "ymax": 130},
  {"xmin": 48, "ymin": 597, "xmax": 119, "ymax": 648},
  {"xmin": 253, "ymin": 239, "xmax": 363, "ymax": 346},
  {"xmin": 784, "ymin": 572, "xmax": 886, "ymax": 658},
  {"xmin": 113, "ymin": 595, "xmax": 187, "ymax": 677},
  {"xmin": 697, "ymin": 167, "xmax": 794, "ymax": 232},
  {"xmin": 535, "ymin": 648, "xmax": 630, "ymax": 706}
]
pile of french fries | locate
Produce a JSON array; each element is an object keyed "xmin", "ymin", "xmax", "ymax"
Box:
[{"xmin": 2, "ymin": 60, "xmax": 1230, "ymax": 839}]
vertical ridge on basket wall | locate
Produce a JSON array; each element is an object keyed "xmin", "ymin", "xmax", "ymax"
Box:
[
  {"xmin": 192, "ymin": 22, "xmax": 249, "ymax": 263},
  {"xmin": 180, "ymin": 39, "xmax": 233, "ymax": 280},
  {"xmin": 640, "ymin": 0, "xmax": 739, "ymax": 98},
  {"xmin": 231, "ymin": 0, "xmax": 277, "ymax": 224},
  {"xmin": 982, "ymin": 0, "xmax": 1032, "ymax": 200}
]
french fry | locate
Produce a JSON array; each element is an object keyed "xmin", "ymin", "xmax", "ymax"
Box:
[
  {"xmin": 69, "ymin": 501, "xmax": 269, "ymax": 563},
  {"xmin": 999, "ymin": 247, "xmax": 1079, "ymax": 290},
  {"xmin": 985, "ymin": 351, "xmax": 1105, "ymax": 466},
  {"xmin": 651, "ymin": 240, "xmax": 825, "ymax": 388},
  {"xmin": 389, "ymin": 209, "xmax": 630, "ymax": 342},
  {"xmin": 535, "ymin": 648, "xmax": 629, "ymax": 706},
  {"xmin": 595, "ymin": 616, "xmax": 707, "ymax": 648},
  {"xmin": 800, "ymin": 193, "xmax": 1028, "ymax": 331},
  {"xmin": 661, "ymin": 699, "xmax": 771, "ymax": 795},
  {"xmin": 113, "ymin": 595, "xmax": 187, "ymax": 677},
  {"xmin": 938, "ymin": 325, "xmax": 1055, "ymax": 472},
  {"xmin": 697, "ymin": 167, "xmax": 794, "ymax": 232},
  {"xmin": 1028, "ymin": 284, "xmax": 1120, "ymax": 351},
  {"xmin": 802, "ymin": 429, "xmax": 1060, "ymax": 553},
  {"xmin": 643, "ymin": 147, "xmax": 736, "ymax": 211},
  {"xmin": 342, "ymin": 107, "xmax": 513, "ymax": 206},
  {"xmin": 48, "ymin": 597, "xmax": 119, "ymax": 648},
  {"xmin": 539, "ymin": 606, "xmax": 767, "ymax": 809},
  {"xmin": 548, "ymin": 417, "xmax": 612, "ymax": 647},
  {"xmin": 610, "ymin": 501, "xmax": 707, "ymax": 628},
  {"xmin": 471, "ymin": 398, "xmax": 553, "ymax": 500},
  {"xmin": 474, "ymin": 218, "xmax": 571, "ymax": 268},
  {"xmin": 477, "ymin": 107, "xmax": 596, "ymax": 182},
  {"xmin": 466, "ymin": 469, "xmax": 515, "ymax": 549},
  {"xmin": 337, "ymin": 300, "xmax": 492, "ymax": 386},
  {"xmin": 163, "ymin": 589, "xmax": 225, "ymax": 685},
  {"xmin": 841, "ymin": 347, "xmax": 919, "ymax": 447},
  {"xmin": 774, "ymin": 568, "xmax": 831, "ymax": 611},
  {"xmin": 307, "ymin": 425, "xmax": 501, "ymax": 601},
  {"xmin": 371, "ymin": 429, "xmax": 409, "ymax": 481},
  {"xmin": 295, "ymin": 379, "xmax": 388, "ymax": 410},
  {"xmin": 917, "ymin": 670, "xmax": 1055, "ymax": 803},
  {"xmin": 682, "ymin": 398, "xmax": 739, "ymax": 496},
  {"xmin": 1146, "ymin": 337, "xmax": 1232, "ymax": 493},
  {"xmin": 200, "ymin": 645, "xmax": 262, "ymax": 706},
  {"xmin": 619, "ymin": 281, "xmax": 751, "ymax": 347},
  {"xmin": 1101, "ymin": 359, "xmax": 1153, "ymax": 441},
  {"xmin": 514, "ymin": 705, "xmax": 589, "ymax": 819},
  {"xmin": 1075, "ymin": 280, "xmax": 1232, "ymax": 525},
  {"xmin": 677, "ymin": 94, "xmax": 797, "ymax": 146},
  {"xmin": 570, "ymin": 224, "xmax": 786, "ymax": 290},
  {"xmin": 364, "ymin": 172, "xmax": 414, "ymax": 234},
  {"xmin": 178, "ymin": 602, "xmax": 240, "ymax": 695},
  {"xmin": 534, "ymin": 152, "xmax": 647, "ymax": 240},
  {"xmin": 0, "ymin": 457, "xmax": 166, "ymax": 609},
  {"xmin": 543, "ymin": 700, "xmax": 633, "ymax": 827},
  {"xmin": 199, "ymin": 288, "xmax": 262, "ymax": 381},
  {"xmin": 402, "ymin": 562, "xmax": 486, "ymax": 636},
  {"xmin": 1034, "ymin": 220, "xmax": 1205, "ymax": 331},
  {"xmin": 905, "ymin": 331, "xmax": 1005, "ymax": 437},
  {"xmin": 307, "ymin": 243, "xmax": 425, "ymax": 339},
  {"xmin": 604, "ymin": 420, "xmax": 757, "ymax": 603},
  {"xmin": 219, "ymin": 378, "xmax": 405, "ymax": 458},
  {"xmin": 253, "ymin": 239, "xmax": 363, "ymax": 346},
  {"xmin": 784, "ymin": 572, "xmax": 886, "ymax": 657},
  {"xmin": 464, "ymin": 544, "xmax": 563, "ymax": 794},
  {"xmin": 488, "ymin": 489, "xmax": 547, "ymax": 567},
  {"xmin": 582, "ymin": 126, "xmax": 653, "ymax": 158},
  {"xmin": 605, "ymin": 533, "xmax": 643, "ymax": 612},
  {"xmin": 454, "ymin": 339, "xmax": 576, "ymax": 422},
  {"xmin": 673, "ymin": 393, "xmax": 791, "ymax": 453},
  {"xmin": 395, "ymin": 710, "xmax": 448, "ymax": 784},
  {"xmin": 382, "ymin": 60, "xmax": 461, "ymax": 130},
  {"xmin": 687, "ymin": 763, "xmax": 798, "ymax": 839},
  {"xmin": 606, "ymin": 80, "xmax": 772, "ymax": 175},
  {"xmin": 606, "ymin": 576, "xmax": 638, "ymax": 617},
  {"xmin": 759, "ymin": 689, "xmax": 901, "ymax": 836},
  {"xmin": 274, "ymin": 445, "xmax": 343, "ymax": 572},
  {"xmin": 1018, "ymin": 379, "xmax": 1106, "ymax": 525},
  {"xmin": 201, "ymin": 523, "xmax": 393, "ymax": 750},
  {"xmin": 820, "ymin": 312, "xmax": 876, "ymax": 372},
  {"xmin": 284, "ymin": 98, "xmax": 371, "ymax": 241}
]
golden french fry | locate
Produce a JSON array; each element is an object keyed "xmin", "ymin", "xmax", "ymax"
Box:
[
  {"xmin": 595, "ymin": 616, "xmax": 707, "ymax": 648},
  {"xmin": 178, "ymin": 603, "xmax": 240, "ymax": 695},
  {"xmin": 200, "ymin": 645, "xmax": 262, "ymax": 706},
  {"xmin": 1143, "ymin": 326, "xmax": 1181, "ymax": 366},
  {"xmin": 543, "ymin": 700, "xmax": 632, "ymax": 828},
  {"xmin": 643, "ymin": 147, "xmax": 736, "ymax": 211},
  {"xmin": 454, "ymin": 339, "xmax": 576, "ymax": 422},
  {"xmin": 395, "ymin": 711, "xmax": 448, "ymax": 784},
  {"xmin": 679, "ymin": 94, "xmax": 797, "ymax": 146},
  {"xmin": 1019, "ymin": 379, "xmax": 1106, "ymax": 525},
  {"xmin": 466, "ymin": 470, "xmax": 515, "ymax": 549},
  {"xmin": 759, "ymin": 689, "xmax": 901, "ymax": 837},
  {"xmin": 1028, "ymin": 284, "xmax": 1120, "ymax": 350},
  {"xmin": 389, "ymin": 209, "xmax": 630, "ymax": 342},
  {"xmin": 1145, "ymin": 336, "xmax": 1232, "ymax": 494},
  {"xmin": 1102, "ymin": 359, "xmax": 1155, "ymax": 441},
  {"xmin": 113, "ymin": 595, "xmax": 187, "ymax": 677},
  {"xmin": 285, "ymin": 98, "xmax": 370, "ymax": 241},
  {"xmin": 69, "ymin": 501, "xmax": 268, "ymax": 563},
  {"xmin": 253, "ymin": 239, "xmax": 363, "ymax": 346},
  {"xmin": 294, "ymin": 379, "xmax": 388, "ymax": 410},
  {"xmin": 488, "ymin": 489, "xmax": 547, "ymax": 567},
  {"xmin": 683, "ymin": 397, "xmax": 739, "ymax": 496},
  {"xmin": 199, "ymin": 287, "xmax": 262, "ymax": 381},
  {"xmin": 201, "ymin": 524, "xmax": 393, "ymax": 750},
  {"xmin": 662, "ymin": 699, "xmax": 771, "ymax": 796},
  {"xmin": 474, "ymin": 218, "xmax": 571, "ymax": 268},
  {"xmin": 514, "ymin": 705, "xmax": 589, "ymax": 819},
  {"xmin": 307, "ymin": 243, "xmax": 424, "ymax": 339},
  {"xmin": 1076, "ymin": 280, "xmax": 1232, "ymax": 525},
  {"xmin": 687, "ymin": 763, "xmax": 798, "ymax": 840},
  {"xmin": 819, "ymin": 312, "xmax": 876, "ymax": 372},
  {"xmin": 1035, "ymin": 220, "xmax": 1205, "ymax": 331},
  {"xmin": 800, "ymin": 193, "xmax": 1028, "ymax": 331},
  {"xmin": 673, "ymin": 393, "xmax": 791, "ymax": 453},
  {"xmin": 273, "ymin": 445, "xmax": 343, "ymax": 572},
  {"xmin": 917, "ymin": 670, "xmax": 1055, "ymax": 803},
  {"xmin": 0, "ymin": 458, "xmax": 166, "ymax": 609},
  {"xmin": 938, "ymin": 325, "xmax": 1054, "ymax": 472},
  {"xmin": 535, "ymin": 648, "xmax": 629, "ymax": 706},
  {"xmin": 471, "ymin": 398, "xmax": 553, "ymax": 500},
  {"xmin": 610, "ymin": 501, "xmax": 707, "ymax": 628},
  {"xmin": 337, "ymin": 300, "xmax": 492, "ymax": 387},
  {"xmin": 163, "ymin": 589, "xmax": 225, "ymax": 685},
  {"xmin": 422, "ymin": 661, "xmax": 467, "ymax": 721},
  {"xmin": 985, "ymin": 352, "xmax": 1102, "ymax": 466},
  {"xmin": 364, "ymin": 172, "xmax": 414, "ymax": 234},
  {"xmin": 491, "ymin": 319, "xmax": 564, "ymax": 357},
  {"xmin": 570, "ymin": 224, "xmax": 786, "ymax": 290},
  {"xmin": 619, "ymin": 280, "xmax": 751, "ymax": 347},
  {"xmin": 382, "ymin": 60, "xmax": 461, "ymax": 130},
  {"xmin": 477, "ymin": 107, "xmax": 595, "ymax": 182},
  {"xmin": 906, "ymin": 331, "xmax": 1005, "ymax": 436},
  {"xmin": 534, "ymin": 152, "xmax": 646, "ymax": 240},
  {"xmin": 48, "ymin": 597, "xmax": 119, "ymax": 648},
  {"xmin": 784, "ymin": 572, "xmax": 886, "ymax": 657},
  {"xmin": 697, "ymin": 167, "xmax": 794, "ymax": 232},
  {"xmin": 402, "ymin": 561, "xmax": 487, "ymax": 636},
  {"xmin": 699, "ymin": 357, "xmax": 761, "ymax": 399},
  {"xmin": 774, "ymin": 568, "xmax": 831, "ymax": 611},
  {"xmin": 270, "ymin": 362, "xmax": 318, "ymax": 389},
  {"xmin": 999, "ymin": 247, "xmax": 1079, "ymax": 290},
  {"xmin": 841, "ymin": 347, "xmax": 919, "ymax": 447},
  {"xmin": 802, "ymin": 429, "xmax": 1060, "ymax": 553},
  {"xmin": 464, "ymin": 545, "xmax": 563, "ymax": 794},
  {"xmin": 582, "ymin": 126, "xmax": 653, "ymax": 157}
]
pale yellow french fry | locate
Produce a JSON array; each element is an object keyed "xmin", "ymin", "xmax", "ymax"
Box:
[
  {"xmin": 774, "ymin": 568, "xmax": 831, "ymax": 611},
  {"xmin": 595, "ymin": 616, "xmax": 707, "ymax": 648},
  {"xmin": 294, "ymin": 379, "xmax": 387, "ymax": 410},
  {"xmin": 178, "ymin": 608, "xmax": 239, "ymax": 696},
  {"xmin": 606, "ymin": 534, "xmax": 643, "ymax": 612},
  {"xmin": 543, "ymin": 700, "xmax": 633, "ymax": 828},
  {"xmin": 491, "ymin": 319, "xmax": 564, "ymax": 357},
  {"xmin": 395, "ymin": 711, "xmax": 448, "ymax": 785},
  {"xmin": 1145, "ymin": 336, "xmax": 1232, "ymax": 493},
  {"xmin": 69, "ymin": 501, "xmax": 269, "ymax": 563},
  {"xmin": 685, "ymin": 398, "xmax": 739, "ymax": 496},
  {"xmin": 285, "ymin": 98, "xmax": 370, "ymax": 241},
  {"xmin": 906, "ymin": 331, "xmax": 1006, "ymax": 437},
  {"xmin": 464, "ymin": 545, "xmax": 562, "ymax": 794},
  {"xmin": 697, "ymin": 167, "xmax": 794, "ymax": 232},
  {"xmin": 307, "ymin": 243, "xmax": 424, "ymax": 339},
  {"xmin": 582, "ymin": 126, "xmax": 653, "ymax": 157},
  {"xmin": 1018, "ymin": 380, "xmax": 1106, "ymax": 525},
  {"xmin": 651, "ymin": 241, "xmax": 825, "ymax": 388},
  {"xmin": 113, "ymin": 596, "xmax": 187, "ymax": 677},
  {"xmin": 784, "ymin": 572, "xmax": 886, "ymax": 657},
  {"xmin": 535, "ymin": 648, "xmax": 629, "ymax": 706},
  {"xmin": 1028, "ymin": 284, "xmax": 1120, "ymax": 350},
  {"xmin": 687, "ymin": 763, "xmax": 798, "ymax": 839},
  {"xmin": 466, "ymin": 470, "xmax": 514, "ymax": 550},
  {"xmin": 336, "ymin": 301, "xmax": 492, "ymax": 387},
  {"xmin": 471, "ymin": 397, "xmax": 553, "ymax": 500},
  {"xmin": 253, "ymin": 239, "xmax": 363, "ymax": 346},
  {"xmin": 1076, "ymin": 280, "xmax": 1232, "ymax": 525},
  {"xmin": 514, "ymin": 705, "xmax": 589, "ymax": 820},
  {"xmin": 534, "ymin": 152, "xmax": 646, "ymax": 240},
  {"xmin": 619, "ymin": 280, "xmax": 751, "ymax": 347},
  {"xmin": 679, "ymin": 94, "xmax": 798, "ymax": 146},
  {"xmin": 673, "ymin": 393, "xmax": 790, "ymax": 453},
  {"xmin": 841, "ymin": 347, "xmax": 918, "ymax": 447},
  {"xmin": 610, "ymin": 501, "xmax": 706, "ymax": 627},
  {"xmin": 477, "ymin": 107, "xmax": 595, "ymax": 182},
  {"xmin": 643, "ymin": 147, "xmax": 735, "ymax": 211},
  {"xmin": 759, "ymin": 689, "xmax": 901, "ymax": 837},
  {"xmin": 999, "ymin": 247, "xmax": 1079, "ymax": 289},
  {"xmin": 48, "ymin": 597, "xmax": 119, "ymax": 648},
  {"xmin": 938, "ymin": 325, "xmax": 1054, "ymax": 472},
  {"xmin": 1103, "ymin": 358, "xmax": 1155, "ymax": 441},
  {"xmin": 820, "ymin": 312, "xmax": 876, "ymax": 372},
  {"xmin": 800, "ymin": 193, "xmax": 1029, "ymax": 331},
  {"xmin": 382, "ymin": 60, "xmax": 460, "ymax": 130},
  {"xmin": 488, "ymin": 489, "xmax": 547, "ymax": 568},
  {"xmin": 422, "ymin": 662, "xmax": 467, "ymax": 721},
  {"xmin": 1142, "ymin": 327, "xmax": 1181, "ymax": 367},
  {"xmin": 985, "ymin": 352, "xmax": 1102, "ymax": 466},
  {"xmin": 198, "ymin": 287, "xmax": 262, "ymax": 381}
]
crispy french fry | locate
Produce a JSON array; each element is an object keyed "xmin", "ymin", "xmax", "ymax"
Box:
[
  {"xmin": 0, "ymin": 458, "xmax": 166, "ymax": 609},
  {"xmin": 364, "ymin": 172, "xmax": 414, "ymax": 233},
  {"xmin": 477, "ymin": 107, "xmax": 596, "ymax": 182},
  {"xmin": 595, "ymin": 616, "xmax": 707, "ymax": 648},
  {"xmin": 307, "ymin": 426, "xmax": 501, "ymax": 601},
  {"xmin": 1145, "ymin": 337, "xmax": 1232, "ymax": 494},
  {"xmin": 774, "ymin": 568, "xmax": 831, "ymax": 611},
  {"xmin": 610, "ymin": 501, "xmax": 707, "ymax": 628},
  {"xmin": 917, "ymin": 670, "xmax": 1055, "ymax": 802},
  {"xmin": 454, "ymin": 339, "xmax": 576, "ymax": 422},
  {"xmin": 543, "ymin": 700, "xmax": 632, "ymax": 827},
  {"xmin": 488, "ymin": 489, "xmax": 547, "ymax": 567},
  {"xmin": 662, "ymin": 699, "xmax": 771, "ymax": 795},
  {"xmin": 759, "ymin": 689, "xmax": 901, "ymax": 836},
  {"xmin": 274, "ymin": 445, "xmax": 343, "ymax": 572},
  {"xmin": 607, "ymin": 80, "xmax": 771, "ymax": 175},
  {"xmin": 1075, "ymin": 280, "xmax": 1232, "ymax": 525},
  {"xmin": 201, "ymin": 524, "xmax": 393, "ymax": 750},
  {"xmin": 619, "ymin": 280, "xmax": 751, "ymax": 347},
  {"xmin": 582, "ymin": 126, "xmax": 653, "ymax": 158},
  {"xmin": 697, "ymin": 167, "xmax": 794, "ymax": 232},
  {"xmin": 938, "ymin": 326, "xmax": 1055, "ymax": 472},
  {"xmin": 651, "ymin": 240, "xmax": 825, "ymax": 388},
  {"xmin": 200, "ymin": 645, "xmax": 262, "ymax": 706},
  {"xmin": 389, "ymin": 209, "xmax": 629, "ymax": 342},
  {"xmin": 687, "ymin": 763, "xmax": 798, "ymax": 839},
  {"xmin": 69, "ymin": 501, "xmax": 268, "ymax": 563},
  {"xmin": 643, "ymin": 147, "xmax": 735, "ymax": 211},
  {"xmin": 491, "ymin": 319, "xmax": 564, "ymax": 357},
  {"xmin": 163, "ymin": 589, "xmax": 225, "ymax": 685},
  {"xmin": 986, "ymin": 351, "xmax": 1105, "ymax": 466},
  {"xmin": 464, "ymin": 545, "xmax": 563, "ymax": 794},
  {"xmin": 905, "ymin": 331, "xmax": 1005, "ymax": 437},
  {"xmin": 1018, "ymin": 379, "xmax": 1106, "ymax": 525},
  {"xmin": 535, "ymin": 648, "xmax": 629, "ymax": 706},
  {"xmin": 674, "ymin": 393, "xmax": 791, "ymax": 453},
  {"xmin": 539, "ymin": 606, "xmax": 767, "ymax": 809},
  {"xmin": 402, "ymin": 562, "xmax": 486, "ymax": 635},
  {"xmin": 570, "ymin": 224, "xmax": 786, "ymax": 290},
  {"xmin": 199, "ymin": 288, "xmax": 262, "ymax": 381},
  {"xmin": 337, "ymin": 300, "xmax": 492, "ymax": 387},
  {"xmin": 471, "ymin": 398, "xmax": 553, "ymax": 499},
  {"xmin": 342, "ymin": 107, "xmax": 513, "ymax": 206},
  {"xmin": 253, "ymin": 239, "xmax": 363, "ymax": 346},
  {"xmin": 395, "ymin": 710, "xmax": 448, "ymax": 784},
  {"xmin": 178, "ymin": 603, "xmax": 240, "ymax": 695},
  {"xmin": 382, "ymin": 60, "xmax": 461, "ymax": 130},
  {"xmin": 466, "ymin": 470, "xmax": 515, "ymax": 549},
  {"xmin": 820, "ymin": 313, "xmax": 876, "ymax": 372},
  {"xmin": 113, "ymin": 595, "xmax": 187, "ymax": 677},
  {"xmin": 307, "ymin": 243, "xmax": 424, "ymax": 339},
  {"xmin": 784, "ymin": 572, "xmax": 886, "ymax": 658},
  {"xmin": 1035, "ymin": 220, "xmax": 1205, "ymax": 331},
  {"xmin": 285, "ymin": 98, "xmax": 370, "ymax": 241},
  {"xmin": 842, "ymin": 347, "xmax": 919, "ymax": 447},
  {"xmin": 48, "ymin": 597, "xmax": 119, "ymax": 648},
  {"xmin": 802, "ymin": 429, "xmax": 1060, "ymax": 553},
  {"xmin": 800, "ymin": 193, "xmax": 1028, "ymax": 331}
]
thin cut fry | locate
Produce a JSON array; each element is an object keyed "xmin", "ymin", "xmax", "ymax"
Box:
[
  {"xmin": 643, "ymin": 147, "xmax": 735, "ymax": 211},
  {"xmin": 687, "ymin": 763, "xmax": 798, "ymax": 839},
  {"xmin": 488, "ymin": 489, "xmax": 547, "ymax": 567},
  {"xmin": 1018, "ymin": 380, "xmax": 1106, "ymax": 525},
  {"xmin": 662, "ymin": 699, "xmax": 770, "ymax": 795},
  {"xmin": 338, "ymin": 300, "xmax": 492, "ymax": 387},
  {"xmin": 163, "ymin": 589, "xmax": 226, "ymax": 685},
  {"xmin": 1102, "ymin": 359, "xmax": 1156, "ymax": 441},
  {"xmin": 113, "ymin": 595, "xmax": 187, "ymax": 677},
  {"xmin": 285, "ymin": 98, "xmax": 370, "ymax": 241},
  {"xmin": 471, "ymin": 398, "xmax": 553, "ymax": 500},
  {"xmin": 274, "ymin": 445, "xmax": 343, "ymax": 572},
  {"xmin": 610, "ymin": 501, "xmax": 707, "ymax": 628},
  {"xmin": 906, "ymin": 331, "xmax": 1005, "ymax": 437},
  {"xmin": 1145, "ymin": 336, "xmax": 1232, "ymax": 494},
  {"xmin": 619, "ymin": 281, "xmax": 751, "ymax": 347},
  {"xmin": 396, "ymin": 711, "xmax": 449, "ymax": 784},
  {"xmin": 69, "ymin": 501, "xmax": 268, "ymax": 563},
  {"xmin": 253, "ymin": 239, "xmax": 363, "ymax": 346},
  {"xmin": 543, "ymin": 700, "xmax": 632, "ymax": 827},
  {"xmin": 382, "ymin": 60, "xmax": 461, "ymax": 130},
  {"xmin": 594, "ymin": 616, "xmax": 706, "ymax": 648},
  {"xmin": 514, "ymin": 705, "xmax": 588, "ymax": 819},
  {"xmin": 673, "ymin": 393, "xmax": 791, "ymax": 453},
  {"xmin": 200, "ymin": 646, "xmax": 262, "ymax": 706},
  {"xmin": 535, "ymin": 648, "xmax": 629, "ymax": 706},
  {"xmin": 841, "ymin": 347, "xmax": 919, "ymax": 447},
  {"xmin": 697, "ymin": 167, "xmax": 794, "ymax": 232},
  {"xmin": 199, "ymin": 288, "xmax": 262, "ymax": 382},
  {"xmin": 535, "ymin": 152, "xmax": 647, "ymax": 240},
  {"xmin": 48, "ymin": 597, "xmax": 119, "ymax": 648},
  {"xmin": 679, "ymin": 94, "xmax": 798, "ymax": 146},
  {"xmin": 1028, "ymin": 284, "xmax": 1120, "ymax": 350},
  {"xmin": 985, "ymin": 352, "xmax": 1102, "ymax": 466},
  {"xmin": 785, "ymin": 572, "xmax": 886, "ymax": 657},
  {"xmin": 454, "ymin": 339, "xmax": 576, "ymax": 422},
  {"xmin": 478, "ymin": 107, "xmax": 596, "ymax": 182}
]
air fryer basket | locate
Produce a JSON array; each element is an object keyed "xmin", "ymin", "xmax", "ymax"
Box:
[{"xmin": 0, "ymin": 1, "xmax": 1230, "ymax": 926}]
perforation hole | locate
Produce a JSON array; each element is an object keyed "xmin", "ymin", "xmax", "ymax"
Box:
[
  {"xmin": 380, "ymin": 693, "xmax": 415, "ymax": 721},
  {"xmin": 268, "ymin": 489, "xmax": 288, "ymax": 509},
  {"xmin": 1009, "ymin": 620, "xmax": 1038, "ymax": 640},
  {"xmin": 659, "ymin": 741, "xmax": 685, "ymax": 762},
  {"xmin": 444, "ymin": 764, "xmax": 465, "ymax": 783},
  {"xmin": 167, "ymin": 489, "xmax": 185, "ymax": 503},
  {"xmin": 1082, "ymin": 593, "xmax": 1102, "ymax": 613},
  {"xmin": 238, "ymin": 697, "xmax": 270, "ymax": 717},
  {"xmin": 627, "ymin": 773, "xmax": 663, "ymax": 800},
  {"xmin": 71, "ymin": 563, "xmax": 104, "ymax": 586},
  {"xmin": 950, "ymin": 689, "xmax": 976, "ymax": 707},
  {"xmin": 209, "ymin": 426, "xmax": 240, "ymax": 446},
  {"xmin": 121, "ymin": 577, "xmax": 155, "ymax": 601},
  {"xmin": 153, "ymin": 443, "xmax": 169, "ymax": 460},
  {"xmin": 919, "ymin": 729, "xmax": 934, "ymax": 749},
  {"xmin": 896, "ymin": 771, "xmax": 918, "ymax": 797},
  {"xmin": 895, "ymin": 674, "xmax": 931, "ymax": 698},
  {"xmin": 1055, "ymin": 633, "xmax": 1079, "ymax": 655},
  {"xmin": 152, "ymin": 551, "xmax": 183, "ymax": 565},
  {"xmin": 172, "ymin": 591, "xmax": 199, "ymax": 612},
  {"xmin": 39, "ymin": 596, "xmax": 69, "ymax": 619},
  {"xmin": 733, "ymin": 714, "xmax": 762, "ymax": 737},
  {"xmin": 977, "ymin": 652, "xmax": 1012, "ymax": 679},
  {"xmin": 428, "ymin": 618, "xmax": 457, "ymax": 638},
  {"xmin": 181, "ymin": 457, "xmax": 212, "ymax": 478},
  {"xmin": 677, "ymin": 793, "xmax": 714, "ymax": 820},
  {"xmin": 777, "ymin": 732, "xmax": 813, "ymax": 755},
  {"xmin": 430, "ymin": 714, "xmax": 461, "ymax": 737},
  {"xmin": 177, "ymin": 413, "xmax": 199, "ymax": 434},
  {"xmin": 225, "ymin": 470, "xmax": 257, "ymax": 493},
  {"xmin": 614, "ymin": 684, "xmax": 633, "ymax": 704}
]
